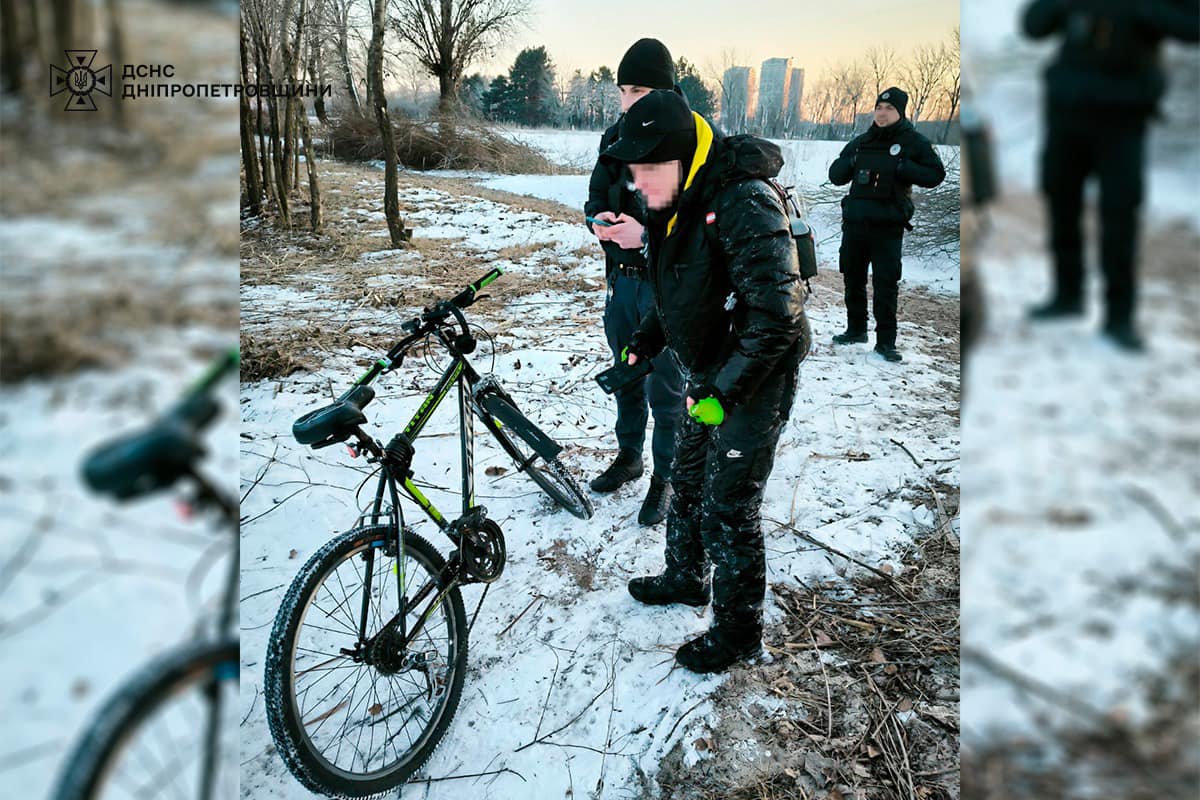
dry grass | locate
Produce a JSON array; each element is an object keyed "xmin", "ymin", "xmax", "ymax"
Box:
[
  {"xmin": 656, "ymin": 501, "xmax": 960, "ymax": 800},
  {"xmin": 1, "ymin": 286, "xmax": 238, "ymax": 385},
  {"xmin": 326, "ymin": 113, "xmax": 564, "ymax": 174}
]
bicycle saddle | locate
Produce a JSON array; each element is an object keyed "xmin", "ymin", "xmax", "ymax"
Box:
[
  {"xmin": 82, "ymin": 419, "xmax": 206, "ymax": 500},
  {"xmin": 293, "ymin": 385, "xmax": 375, "ymax": 448}
]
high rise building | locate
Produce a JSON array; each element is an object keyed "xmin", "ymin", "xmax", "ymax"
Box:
[
  {"xmin": 757, "ymin": 57, "xmax": 793, "ymax": 137},
  {"xmin": 786, "ymin": 67, "xmax": 806, "ymax": 134},
  {"xmin": 720, "ymin": 66, "xmax": 758, "ymax": 133}
]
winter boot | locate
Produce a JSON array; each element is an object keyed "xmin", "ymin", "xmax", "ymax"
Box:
[
  {"xmin": 1028, "ymin": 297, "xmax": 1084, "ymax": 321},
  {"xmin": 589, "ymin": 448, "xmax": 644, "ymax": 493},
  {"xmin": 628, "ymin": 572, "xmax": 710, "ymax": 607},
  {"xmin": 638, "ymin": 476, "xmax": 672, "ymax": 526},
  {"xmin": 675, "ymin": 627, "xmax": 762, "ymax": 674},
  {"xmin": 832, "ymin": 329, "xmax": 868, "ymax": 345},
  {"xmin": 1101, "ymin": 318, "xmax": 1145, "ymax": 353},
  {"xmin": 874, "ymin": 342, "xmax": 903, "ymax": 362}
]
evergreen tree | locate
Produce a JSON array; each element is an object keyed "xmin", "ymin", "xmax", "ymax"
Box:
[
  {"xmin": 676, "ymin": 57, "xmax": 717, "ymax": 118},
  {"xmin": 508, "ymin": 46, "xmax": 558, "ymax": 126}
]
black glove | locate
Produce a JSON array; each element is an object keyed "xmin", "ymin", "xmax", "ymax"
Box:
[{"xmin": 622, "ymin": 330, "xmax": 661, "ymax": 363}]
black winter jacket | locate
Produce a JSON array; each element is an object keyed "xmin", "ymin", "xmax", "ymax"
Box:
[
  {"xmin": 631, "ymin": 114, "xmax": 809, "ymax": 408},
  {"xmin": 585, "ymin": 119, "xmax": 649, "ymax": 273},
  {"xmin": 828, "ymin": 119, "xmax": 945, "ymax": 231},
  {"xmin": 1023, "ymin": 0, "xmax": 1199, "ymax": 122}
]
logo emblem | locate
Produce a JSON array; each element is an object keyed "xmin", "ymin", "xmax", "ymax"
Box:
[
  {"xmin": 705, "ymin": 211, "xmax": 717, "ymax": 225},
  {"xmin": 641, "ymin": 120, "xmax": 654, "ymax": 127},
  {"xmin": 889, "ymin": 144, "xmax": 902, "ymax": 156},
  {"xmin": 882, "ymin": 91, "xmax": 890, "ymax": 100},
  {"xmin": 726, "ymin": 449, "xmax": 743, "ymax": 459},
  {"xmin": 50, "ymin": 50, "xmax": 112, "ymax": 111}
]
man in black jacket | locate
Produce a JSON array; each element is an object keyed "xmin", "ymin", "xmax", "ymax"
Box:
[
  {"xmin": 585, "ymin": 38, "xmax": 685, "ymax": 525},
  {"xmin": 828, "ymin": 87, "xmax": 946, "ymax": 362},
  {"xmin": 1023, "ymin": 0, "xmax": 1198, "ymax": 351},
  {"xmin": 601, "ymin": 89, "xmax": 811, "ymax": 673}
]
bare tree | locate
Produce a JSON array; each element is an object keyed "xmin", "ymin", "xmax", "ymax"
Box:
[
  {"xmin": 368, "ymin": 0, "xmax": 408, "ymax": 246},
  {"xmin": 387, "ymin": 0, "xmax": 530, "ymax": 115},
  {"xmin": 331, "ymin": 0, "xmax": 363, "ymax": 114},
  {"xmin": 240, "ymin": 24, "xmax": 263, "ymax": 217},
  {"xmin": 940, "ymin": 28, "xmax": 961, "ymax": 143},
  {"xmin": 830, "ymin": 61, "xmax": 870, "ymax": 137},
  {"xmin": 864, "ymin": 45, "xmax": 897, "ymax": 98},
  {"xmin": 900, "ymin": 42, "xmax": 953, "ymax": 124}
]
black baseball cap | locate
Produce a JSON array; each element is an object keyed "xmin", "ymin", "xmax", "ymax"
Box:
[{"xmin": 601, "ymin": 89, "xmax": 695, "ymax": 165}]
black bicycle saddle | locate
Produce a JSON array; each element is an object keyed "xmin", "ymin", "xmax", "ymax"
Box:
[
  {"xmin": 82, "ymin": 420, "xmax": 206, "ymax": 500},
  {"xmin": 293, "ymin": 385, "xmax": 375, "ymax": 448}
]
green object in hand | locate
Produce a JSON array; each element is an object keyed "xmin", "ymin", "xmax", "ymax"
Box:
[
  {"xmin": 620, "ymin": 346, "xmax": 630, "ymax": 362},
  {"xmin": 689, "ymin": 397, "xmax": 725, "ymax": 426}
]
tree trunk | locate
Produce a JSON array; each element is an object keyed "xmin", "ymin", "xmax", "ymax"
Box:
[
  {"xmin": 0, "ymin": 0, "xmax": 21, "ymax": 96},
  {"xmin": 24, "ymin": 0, "xmax": 46, "ymax": 68},
  {"xmin": 369, "ymin": 0, "xmax": 407, "ymax": 247},
  {"xmin": 259, "ymin": 49, "xmax": 289, "ymax": 225},
  {"xmin": 299, "ymin": 99, "xmax": 322, "ymax": 233},
  {"xmin": 308, "ymin": 52, "xmax": 327, "ymax": 123},
  {"xmin": 240, "ymin": 25, "xmax": 262, "ymax": 216},
  {"xmin": 337, "ymin": 4, "xmax": 360, "ymax": 115},
  {"xmin": 104, "ymin": 0, "xmax": 125, "ymax": 127},
  {"xmin": 52, "ymin": 0, "xmax": 73, "ymax": 59}
]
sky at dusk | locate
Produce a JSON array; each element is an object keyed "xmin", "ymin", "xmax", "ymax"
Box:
[{"xmin": 475, "ymin": 0, "xmax": 959, "ymax": 84}]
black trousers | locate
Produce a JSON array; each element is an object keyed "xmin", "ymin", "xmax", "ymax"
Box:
[
  {"xmin": 661, "ymin": 358, "xmax": 799, "ymax": 641},
  {"xmin": 839, "ymin": 228, "xmax": 904, "ymax": 346},
  {"xmin": 603, "ymin": 272, "xmax": 684, "ymax": 479},
  {"xmin": 1041, "ymin": 120, "xmax": 1146, "ymax": 325}
]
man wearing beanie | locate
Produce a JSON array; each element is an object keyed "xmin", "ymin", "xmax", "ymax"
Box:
[
  {"xmin": 601, "ymin": 89, "xmax": 811, "ymax": 673},
  {"xmin": 584, "ymin": 38, "xmax": 685, "ymax": 526},
  {"xmin": 828, "ymin": 87, "xmax": 946, "ymax": 362},
  {"xmin": 1023, "ymin": 0, "xmax": 1198, "ymax": 351}
]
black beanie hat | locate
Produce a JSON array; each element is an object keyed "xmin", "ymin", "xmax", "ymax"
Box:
[
  {"xmin": 876, "ymin": 86, "xmax": 909, "ymax": 119},
  {"xmin": 617, "ymin": 38, "xmax": 675, "ymax": 90},
  {"xmin": 601, "ymin": 89, "xmax": 695, "ymax": 165}
]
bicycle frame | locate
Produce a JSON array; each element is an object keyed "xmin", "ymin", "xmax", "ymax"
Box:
[{"xmin": 341, "ymin": 327, "xmax": 496, "ymax": 654}]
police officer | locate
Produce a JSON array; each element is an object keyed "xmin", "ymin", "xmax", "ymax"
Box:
[
  {"xmin": 585, "ymin": 38, "xmax": 686, "ymax": 526},
  {"xmin": 601, "ymin": 89, "xmax": 811, "ymax": 673},
  {"xmin": 828, "ymin": 87, "xmax": 946, "ymax": 362},
  {"xmin": 1023, "ymin": 0, "xmax": 1198, "ymax": 351}
]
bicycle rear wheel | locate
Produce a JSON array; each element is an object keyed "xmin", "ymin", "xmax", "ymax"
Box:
[
  {"xmin": 475, "ymin": 387, "xmax": 594, "ymax": 519},
  {"xmin": 264, "ymin": 526, "xmax": 467, "ymax": 798},
  {"xmin": 53, "ymin": 639, "xmax": 239, "ymax": 800}
]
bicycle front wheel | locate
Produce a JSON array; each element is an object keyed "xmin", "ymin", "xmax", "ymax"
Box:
[
  {"xmin": 264, "ymin": 526, "xmax": 467, "ymax": 798},
  {"xmin": 475, "ymin": 388, "xmax": 594, "ymax": 519},
  {"xmin": 52, "ymin": 639, "xmax": 240, "ymax": 800}
]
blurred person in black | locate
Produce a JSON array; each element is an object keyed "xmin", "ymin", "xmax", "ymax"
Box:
[
  {"xmin": 827, "ymin": 88, "xmax": 946, "ymax": 363},
  {"xmin": 1023, "ymin": 0, "xmax": 1199, "ymax": 351},
  {"xmin": 585, "ymin": 38, "xmax": 686, "ymax": 526}
]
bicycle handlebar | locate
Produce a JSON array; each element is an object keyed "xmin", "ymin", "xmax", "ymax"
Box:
[{"xmin": 399, "ymin": 266, "xmax": 504, "ymax": 335}]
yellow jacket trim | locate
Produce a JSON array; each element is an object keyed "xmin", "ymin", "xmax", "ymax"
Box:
[{"xmin": 665, "ymin": 112, "xmax": 714, "ymax": 238}]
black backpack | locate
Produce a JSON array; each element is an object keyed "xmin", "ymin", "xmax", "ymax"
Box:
[
  {"xmin": 707, "ymin": 134, "xmax": 819, "ymax": 287},
  {"xmin": 769, "ymin": 179, "xmax": 819, "ymax": 284}
]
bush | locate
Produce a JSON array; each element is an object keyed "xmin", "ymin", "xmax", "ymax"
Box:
[{"xmin": 326, "ymin": 113, "xmax": 561, "ymax": 174}]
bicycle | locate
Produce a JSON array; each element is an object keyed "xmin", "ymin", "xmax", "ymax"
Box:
[
  {"xmin": 51, "ymin": 349, "xmax": 240, "ymax": 800},
  {"xmin": 264, "ymin": 267, "xmax": 593, "ymax": 797}
]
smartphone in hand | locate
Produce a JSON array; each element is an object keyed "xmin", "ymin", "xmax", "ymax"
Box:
[
  {"xmin": 595, "ymin": 358, "xmax": 653, "ymax": 394},
  {"xmin": 586, "ymin": 215, "xmax": 614, "ymax": 227}
]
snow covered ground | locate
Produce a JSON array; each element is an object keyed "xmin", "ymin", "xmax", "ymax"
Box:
[
  {"xmin": 0, "ymin": 3, "xmax": 239, "ymax": 796},
  {"xmin": 497, "ymin": 129, "xmax": 960, "ymax": 295},
  {"xmin": 960, "ymin": 0, "xmax": 1200, "ymax": 763},
  {"xmin": 239, "ymin": 137, "xmax": 960, "ymax": 797}
]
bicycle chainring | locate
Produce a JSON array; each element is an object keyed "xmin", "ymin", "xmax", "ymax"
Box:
[{"xmin": 459, "ymin": 519, "xmax": 506, "ymax": 583}]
